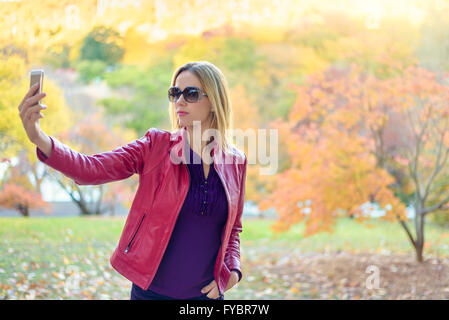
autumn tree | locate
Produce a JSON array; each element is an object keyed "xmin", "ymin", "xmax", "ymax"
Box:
[
  {"xmin": 259, "ymin": 65, "xmax": 406, "ymax": 251},
  {"xmin": 377, "ymin": 66, "xmax": 449, "ymax": 262},
  {"xmin": 262, "ymin": 63, "xmax": 449, "ymax": 262},
  {"xmin": 0, "ymin": 184, "xmax": 49, "ymax": 217},
  {"xmin": 0, "ymin": 153, "xmax": 50, "ymax": 217}
]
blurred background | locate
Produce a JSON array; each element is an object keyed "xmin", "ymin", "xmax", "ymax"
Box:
[{"xmin": 1, "ymin": 0, "xmax": 449, "ymax": 300}]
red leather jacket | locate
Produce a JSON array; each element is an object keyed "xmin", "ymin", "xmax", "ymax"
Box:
[{"xmin": 36, "ymin": 126, "xmax": 247, "ymax": 295}]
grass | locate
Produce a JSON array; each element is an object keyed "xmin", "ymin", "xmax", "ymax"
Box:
[
  {"xmin": 241, "ymin": 217, "xmax": 449, "ymax": 257},
  {"xmin": 1, "ymin": 215, "xmax": 448, "ymax": 255},
  {"xmin": 0, "ymin": 216, "xmax": 125, "ymax": 242},
  {"xmin": 0, "ymin": 216, "xmax": 448, "ymax": 299}
]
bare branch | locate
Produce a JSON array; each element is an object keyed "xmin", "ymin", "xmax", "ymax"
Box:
[
  {"xmin": 421, "ymin": 193, "xmax": 449, "ymax": 215},
  {"xmin": 405, "ymin": 102, "xmax": 432, "ymax": 203},
  {"xmin": 396, "ymin": 215, "xmax": 417, "ymax": 249},
  {"xmin": 422, "ymin": 128, "xmax": 446, "ymax": 203}
]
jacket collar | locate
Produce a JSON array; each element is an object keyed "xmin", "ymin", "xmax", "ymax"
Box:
[{"xmin": 169, "ymin": 126, "xmax": 223, "ymax": 165}]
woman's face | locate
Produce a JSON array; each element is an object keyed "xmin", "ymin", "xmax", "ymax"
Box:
[{"xmin": 174, "ymin": 70, "xmax": 214, "ymax": 131}]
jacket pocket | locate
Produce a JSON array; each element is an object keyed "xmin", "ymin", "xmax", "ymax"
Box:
[{"xmin": 124, "ymin": 212, "xmax": 146, "ymax": 254}]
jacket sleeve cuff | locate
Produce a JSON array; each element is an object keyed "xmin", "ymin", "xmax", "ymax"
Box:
[
  {"xmin": 230, "ymin": 268, "xmax": 242, "ymax": 282},
  {"xmin": 36, "ymin": 135, "xmax": 55, "ymax": 163}
]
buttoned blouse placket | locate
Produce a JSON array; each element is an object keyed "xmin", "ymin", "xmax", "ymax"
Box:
[{"xmin": 199, "ymin": 157, "xmax": 209, "ymax": 216}]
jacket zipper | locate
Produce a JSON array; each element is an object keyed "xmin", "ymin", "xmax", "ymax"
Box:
[
  {"xmin": 124, "ymin": 213, "xmax": 146, "ymax": 254},
  {"xmin": 125, "ymin": 164, "xmax": 166, "ymax": 254}
]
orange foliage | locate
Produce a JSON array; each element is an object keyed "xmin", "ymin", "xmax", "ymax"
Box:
[
  {"xmin": 0, "ymin": 183, "xmax": 50, "ymax": 217},
  {"xmin": 260, "ymin": 64, "xmax": 407, "ymax": 236}
]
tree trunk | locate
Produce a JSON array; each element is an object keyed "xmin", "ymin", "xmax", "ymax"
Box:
[
  {"xmin": 416, "ymin": 246, "xmax": 424, "ymax": 262},
  {"xmin": 17, "ymin": 203, "xmax": 29, "ymax": 217},
  {"xmin": 415, "ymin": 212, "xmax": 425, "ymax": 263},
  {"xmin": 397, "ymin": 212, "xmax": 425, "ymax": 263},
  {"xmin": 78, "ymin": 199, "xmax": 91, "ymax": 215}
]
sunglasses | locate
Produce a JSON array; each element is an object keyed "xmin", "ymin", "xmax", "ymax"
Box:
[{"xmin": 168, "ymin": 86, "xmax": 208, "ymax": 103}]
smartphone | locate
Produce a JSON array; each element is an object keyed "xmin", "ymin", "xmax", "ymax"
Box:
[{"xmin": 30, "ymin": 69, "xmax": 44, "ymax": 103}]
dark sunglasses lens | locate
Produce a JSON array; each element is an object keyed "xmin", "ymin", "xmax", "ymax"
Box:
[
  {"xmin": 185, "ymin": 88, "xmax": 199, "ymax": 102},
  {"xmin": 168, "ymin": 88, "xmax": 181, "ymax": 102}
]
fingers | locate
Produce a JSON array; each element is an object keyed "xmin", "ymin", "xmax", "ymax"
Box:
[
  {"xmin": 30, "ymin": 111, "xmax": 44, "ymax": 123},
  {"xmin": 26, "ymin": 82, "xmax": 41, "ymax": 100},
  {"xmin": 206, "ymin": 287, "xmax": 220, "ymax": 299},
  {"xmin": 201, "ymin": 280, "xmax": 215, "ymax": 293},
  {"xmin": 19, "ymin": 93, "xmax": 46, "ymax": 117},
  {"xmin": 201, "ymin": 280, "xmax": 220, "ymax": 299},
  {"xmin": 20, "ymin": 93, "xmax": 46, "ymax": 115},
  {"xmin": 19, "ymin": 83, "xmax": 41, "ymax": 111},
  {"xmin": 23, "ymin": 104, "xmax": 47, "ymax": 121},
  {"xmin": 24, "ymin": 92, "xmax": 46, "ymax": 109}
]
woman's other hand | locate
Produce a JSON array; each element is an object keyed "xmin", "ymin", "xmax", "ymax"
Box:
[{"xmin": 200, "ymin": 271, "xmax": 239, "ymax": 299}]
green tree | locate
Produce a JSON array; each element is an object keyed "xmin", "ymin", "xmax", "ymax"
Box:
[
  {"xmin": 99, "ymin": 57, "xmax": 174, "ymax": 135},
  {"xmin": 75, "ymin": 59, "xmax": 108, "ymax": 83},
  {"xmin": 79, "ymin": 25, "xmax": 125, "ymax": 65}
]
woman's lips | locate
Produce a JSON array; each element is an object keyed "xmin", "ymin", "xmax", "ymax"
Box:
[{"xmin": 177, "ymin": 111, "xmax": 189, "ymax": 116}]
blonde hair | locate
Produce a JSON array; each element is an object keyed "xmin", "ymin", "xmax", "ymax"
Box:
[{"xmin": 168, "ymin": 61, "xmax": 234, "ymax": 154}]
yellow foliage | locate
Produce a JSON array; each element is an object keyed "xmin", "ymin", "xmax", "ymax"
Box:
[
  {"xmin": 122, "ymin": 27, "xmax": 167, "ymax": 66},
  {"xmin": 0, "ymin": 54, "xmax": 74, "ymax": 160},
  {"xmin": 173, "ymin": 36, "xmax": 225, "ymax": 68},
  {"xmin": 296, "ymin": 46, "xmax": 329, "ymax": 75},
  {"xmin": 68, "ymin": 39, "xmax": 83, "ymax": 65},
  {"xmin": 248, "ymin": 25, "xmax": 286, "ymax": 43}
]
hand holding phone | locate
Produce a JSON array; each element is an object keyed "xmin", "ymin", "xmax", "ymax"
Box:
[{"xmin": 18, "ymin": 69, "xmax": 48, "ymax": 145}]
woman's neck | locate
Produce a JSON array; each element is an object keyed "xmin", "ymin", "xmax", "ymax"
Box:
[{"xmin": 186, "ymin": 125, "xmax": 214, "ymax": 157}]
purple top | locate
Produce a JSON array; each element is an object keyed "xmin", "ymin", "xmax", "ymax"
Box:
[{"xmin": 146, "ymin": 140, "xmax": 229, "ymax": 299}]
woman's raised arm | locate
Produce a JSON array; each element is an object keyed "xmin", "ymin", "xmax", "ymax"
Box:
[
  {"xmin": 35, "ymin": 133, "xmax": 152, "ymax": 185},
  {"xmin": 19, "ymin": 82, "xmax": 153, "ymax": 185}
]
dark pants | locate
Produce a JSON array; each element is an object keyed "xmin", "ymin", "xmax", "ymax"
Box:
[{"xmin": 130, "ymin": 283, "xmax": 224, "ymax": 300}]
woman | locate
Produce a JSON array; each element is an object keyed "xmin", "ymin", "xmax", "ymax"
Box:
[{"xmin": 18, "ymin": 61, "xmax": 247, "ymax": 300}]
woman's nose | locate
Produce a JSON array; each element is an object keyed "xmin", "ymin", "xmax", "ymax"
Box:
[{"xmin": 175, "ymin": 94, "xmax": 187, "ymax": 105}]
